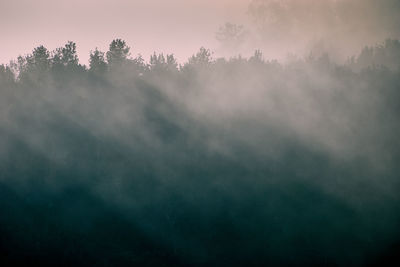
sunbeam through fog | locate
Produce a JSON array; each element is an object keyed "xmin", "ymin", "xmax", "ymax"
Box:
[{"xmin": 0, "ymin": 1, "xmax": 400, "ymax": 266}]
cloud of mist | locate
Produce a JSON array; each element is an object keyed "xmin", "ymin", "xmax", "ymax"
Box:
[
  {"xmin": 218, "ymin": 0, "xmax": 400, "ymax": 61},
  {"xmin": 1, "ymin": 1, "xmax": 400, "ymax": 264},
  {"xmin": 1, "ymin": 37, "xmax": 400, "ymax": 265}
]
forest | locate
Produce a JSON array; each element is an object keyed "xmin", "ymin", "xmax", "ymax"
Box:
[{"xmin": 0, "ymin": 39, "xmax": 400, "ymax": 266}]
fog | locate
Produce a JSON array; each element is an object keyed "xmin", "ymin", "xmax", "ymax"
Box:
[
  {"xmin": 1, "ymin": 1, "xmax": 400, "ymax": 266},
  {"xmin": 218, "ymin": 0, "xmax": 400, "ymax": 60}
]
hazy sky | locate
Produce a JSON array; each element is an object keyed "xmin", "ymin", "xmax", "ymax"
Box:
[
  {"xmin": 0, "ymin": 0, "xmax": 248, "ymax": 65},
  {"xmin": 1, "ymin": 0, "xmax": 400, "ymax": 65}
]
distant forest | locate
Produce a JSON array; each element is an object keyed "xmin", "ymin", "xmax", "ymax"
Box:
[
  {"xmin": 0, "ymin": 39, "xmax": 400, "ymax": 266},
  {"xmin": 1, "ymin": 38, "xmax": 400, "ymax": 86}
]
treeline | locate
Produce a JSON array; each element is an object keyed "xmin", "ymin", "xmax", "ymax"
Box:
[
  {"xmin": 1, "ymin": 38, "xmax": 400, "ymax": 88},
  {"xmin": 348, "ymin": 39, "xmax": 400, "ymax": 71}
]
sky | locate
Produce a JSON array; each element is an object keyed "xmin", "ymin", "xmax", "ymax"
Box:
[
  {"xmin": 0, "ymin": 0, "xmax": 248, "ymax": 65},
  {"xmin": 1, "ymin": 0, "xmax": 400, "ymax": 65}
]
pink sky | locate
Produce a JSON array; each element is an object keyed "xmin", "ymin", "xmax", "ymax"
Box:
[
  {"xmin": 0, "ymin": 0, "xmax": 249, "ymax": 65},
  {"xmin": 2, "ymin": 0, "xmax": 399, "ymax": 65}
]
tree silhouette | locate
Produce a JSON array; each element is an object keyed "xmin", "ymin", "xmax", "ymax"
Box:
[
  {"xmin": 17, "ymin": 45, "xmax": 50, "ymax": 84},
  {"xmin": 187, "ymin": 47, "xmax": 212, "ymax": 67},
  {"xmin": 0, "ymin": 64, "xmax": 14, "ymax": 86},
  {"xmin": 249, "ymin": 49, "xmax": 264, "ymax": 65},
  {"xmin": 106, "ymin": 39, "xmax": 130, "ymax": 67},
  {"xmin": 216, "ymin": 23, "xmax": 247, "ymax": 51},
  {"xmin": 30, "ymin": 45, "xmax": 51, "ymax": 72},
  {"xmin": 89, "ymin": 48, "xmax": 107, "ymax": 74},
  {"xmin": 53, "ymin": 41, "xmax": 79, "ymax": 67},
  {"xmin": 150, "ymin": 53, "xmax": 178, "ymax": 73}
]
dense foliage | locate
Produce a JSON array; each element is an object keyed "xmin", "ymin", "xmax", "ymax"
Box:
[{"xmin": 0, "ymin": 39, "xmax": 400, "ymax": 266}]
